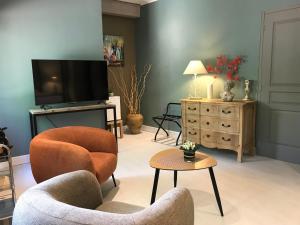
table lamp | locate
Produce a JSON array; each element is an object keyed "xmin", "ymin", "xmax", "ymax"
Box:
[{"xmin": 183, "ymin": 60, "xmax": 208, "ymax": 99}]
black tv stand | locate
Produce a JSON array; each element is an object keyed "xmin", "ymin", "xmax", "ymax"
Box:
[{"xmin": 29, "ymin": 104, "xmax": 117, "ymax": 141}]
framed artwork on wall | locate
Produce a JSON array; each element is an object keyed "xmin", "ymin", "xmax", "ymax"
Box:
[{"xmin": 103, "ymin": 35, "xmax": 124, "ymax": 67}]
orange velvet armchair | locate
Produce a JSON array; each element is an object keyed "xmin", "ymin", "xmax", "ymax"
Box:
[{"xmin": 30, "ymin": 126, "xmax": 118, "ymax": 185}]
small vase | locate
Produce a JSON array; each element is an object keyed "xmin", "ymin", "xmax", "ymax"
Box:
[
  {"xmin": 126, "ymin": 113, "xmax": 143, "ymax": 134},
  {"xmin": 183, "ymin": 151, "xmax": 195, "ymax": 162},
  {"xmin": 221, "ymin": 80, "xmax": 235, "ymax": 102}
]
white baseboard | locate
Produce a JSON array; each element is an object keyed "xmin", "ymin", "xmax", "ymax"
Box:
[{"xmin": 0, "ymin": 154, "xmax": 29, "ymax": 170}]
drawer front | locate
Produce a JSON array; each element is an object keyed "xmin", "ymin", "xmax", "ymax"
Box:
[
  {"xmin": 201, "ymin": 130, "xmax": 218, "ymax": 148},
  {"xmin": 185, "ymin": 102, "xmax": 200, "ymax": 115},
  {"xmin": 219, "ymin": 105, "xmax": 239, "ymax": 119},
  {"xmin": 201, "ymin": 103, "xmax": 218, "ymax": 116},
  {"xmin": 217, "ymin": 133, "xmax": 239, "ymax": 149},
  {"xmin": 200, "ymin": 116, "xmax": 218, "ymax": 130},
  {"xmin": 185, "ymin": 114, "xmax": 201, "ymax": 129},
  {"xmin": 218, "ymin": 119, "xmax": 239, "ymax": 133},
  {"xmin": 186, "ymin": 127, "xmax": 200, "ymax": 144}
]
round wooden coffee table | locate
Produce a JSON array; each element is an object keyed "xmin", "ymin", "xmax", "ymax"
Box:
[{"xmin": 149, "ymin": 148, "xmax": 223, "ymax": 216}]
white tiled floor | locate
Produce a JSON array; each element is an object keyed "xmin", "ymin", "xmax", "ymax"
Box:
[{"xmin": 10, "ymin": 131, "xmax": 300, "ymax": 225}]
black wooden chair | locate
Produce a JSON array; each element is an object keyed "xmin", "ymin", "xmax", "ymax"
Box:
[{"xmin": 152, "ymin": 103, "xmax": 182, "ymax": 146}]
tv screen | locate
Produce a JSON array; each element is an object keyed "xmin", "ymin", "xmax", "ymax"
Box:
[{"xmin": 32, "ymin": 60, "xmax": 108, "ymax": 105}]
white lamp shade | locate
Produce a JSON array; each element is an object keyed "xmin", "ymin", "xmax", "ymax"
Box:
[{"xmin": 183, "ymin": 60, "xmax": 208, "ymax": 75}]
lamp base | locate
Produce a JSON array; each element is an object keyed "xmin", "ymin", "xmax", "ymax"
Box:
[{"xmin": 188, "ymin": 97, "xmax": 203, "ymax": 100}]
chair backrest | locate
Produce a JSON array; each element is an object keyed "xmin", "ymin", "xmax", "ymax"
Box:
[
  {"xmin": 13, "ymin": 170, "xmax": 194, "ymax": 225},
  {"xmin": 34, "ymin": 126, "xmax": 117, "ymax": 154},
  {"xmin": 13, "ymin": 170, "xmax": 103, "ymax": 225},
  {"xmin": 165, "ymin": 102, "xmax": 181, "ymax": 117}
]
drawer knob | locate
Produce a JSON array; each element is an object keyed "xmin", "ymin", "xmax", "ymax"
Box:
[
  {"xmin": 222, "ymin": 109, "xmax": 232, "ymax": 114},
  {"xmin": 188, "ymin": 107, "xmax": 197, "ymax": 111},
  {"xmin": 188, "ymin": 131, "xmax": 197, "ymax": 135},
  {"xmin": 188, "ymin": 119, "xmax": 197, "ymax": 123},
  {"xmin": 206, "ymin": 134, "xmax": 211, "ymax": 138},
  {"xmin": 222, "ymin": 137, "xmax": 231, "ymax": 142},
  {"xmin": 222, "ymin": 124, "xmax": 231, "ymax": 128},
  {"xmin": 206, "ymin": 108, "xmax": 210, "ymax": 112},
  {"xmin": 206, "ymin": 122, "xmax": 210, "ymax": 125}
]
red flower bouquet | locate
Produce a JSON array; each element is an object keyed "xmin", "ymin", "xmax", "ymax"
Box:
[
  {"xmin": 206, "ymin": 55, "xmax": 245, "ymax": 81},
  {"xmin": 206, "ymin": 55, "xmax": 246, "ymax": 101}
]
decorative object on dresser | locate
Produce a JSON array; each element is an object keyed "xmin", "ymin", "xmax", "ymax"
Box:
[
  {"xmin": 152, "ymin": 102, "xmax": 182, "ymax": 146},
  {"xmin": 109, "ymin": 64, "xmax": 152, "ymax": 134},
  {"xmin": 106, "ymin": 96, "xmax": 123, "ymax": 138},
  {"xmin": 221, "ymin": 80, "xmax": 236, "ymax": 102},
  {"xmin": 183, "ymin": 60, "xmax": 208, "ymax": 99},
  {"xmin": 181, "ymin": 99, "xmax": 256, "ymax": 162},
  {"xmin": 206, "ymin": 76, "xmax": 217, "ymax": 99},
  {"xmin": 243, "ymin": 80, "xmax": 251, "ymax": 101},
  {"xmin": 206, "ymin": 55, "xmax": 245, "ymax": 102}
]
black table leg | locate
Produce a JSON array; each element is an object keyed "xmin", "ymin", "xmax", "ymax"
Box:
[
  {"xmin": 150, "ymin": 169, "xmax": 160, "ymax": 204},
  {"xmin": 113, "ymin": 107, "xmax": 118, "ymax": 142},
  {"xmin": 174, "ymin": 170, "xmax": 177, "ymax": 187},
  {"xmin": 209, "ymin": 167, "xmax": 224, "ymax": 216},
  {"xmin": 34, "ymin": 116, "xmax": 38, "ymax": 136},
  {"xmin": 30, "ymin": 114, "xmax": 38, "ymax": 138},
  {"xmin": 111, "ymin": 174, "xmax": 117, "ymax": 187},
  {"xmin": 29, "ymin": 112, "xmax": 34, "ymax": 139},
  {"xmin": 176, "ymin": 131, "xmax": 182, "ymax": 146},
  {"xmin": 104, "ymin": 108, "xmax": 108, "ymax": 129}
]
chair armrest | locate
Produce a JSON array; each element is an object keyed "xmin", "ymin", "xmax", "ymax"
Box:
[
  {"xmin": 133, "ymin": 187, "xmax": 194, "ymax": 225},
  {"xmin": 30, "ymin": 139, "xmax": 95, "ymax": 183}
]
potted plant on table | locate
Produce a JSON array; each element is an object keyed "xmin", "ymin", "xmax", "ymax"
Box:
[
  {"xmin": 109, "ymin": 65, "xmax": 152, "ymax": 134},
  {"xmin": 180, "ymin": 141, "xmax": 198, "ymax": 162}
]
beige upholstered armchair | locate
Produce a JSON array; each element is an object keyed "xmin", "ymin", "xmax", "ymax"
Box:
[{"xmin": 13, "ymin": 170, "xmax": 194, "ymax": 225}]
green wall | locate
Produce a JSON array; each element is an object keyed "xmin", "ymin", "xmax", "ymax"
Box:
[
  {"xmin": 136, "ymin": 0, "xmax": 300, "ymax": 129},
  {"xmin": 0, "ymin": 0, "xmax": 103, "ymax": 156}
]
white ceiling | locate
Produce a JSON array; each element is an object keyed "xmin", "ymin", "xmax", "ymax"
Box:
[{"xmin": 118, "ymin": 0, "xmax": 157, "ymax": 5}]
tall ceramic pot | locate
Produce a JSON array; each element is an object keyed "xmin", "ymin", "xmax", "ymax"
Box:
[{"xmin": 126, "ymin": 113, "xmax": 143, "ymax": 134}]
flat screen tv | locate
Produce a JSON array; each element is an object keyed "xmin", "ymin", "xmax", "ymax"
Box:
[{"xmin": 32, "ymin": 60, "xmax": 108, "ymax": 105}]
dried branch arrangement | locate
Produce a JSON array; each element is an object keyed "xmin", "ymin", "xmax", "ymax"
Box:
[{"xmin": 109, "ymin": 64, "xmax": 152, "ymax": 114}]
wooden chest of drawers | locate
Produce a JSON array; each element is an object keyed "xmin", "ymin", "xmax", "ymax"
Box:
[{"xmin": 181, "ymin": 99, "xmax": 256, "ymax": 162}]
